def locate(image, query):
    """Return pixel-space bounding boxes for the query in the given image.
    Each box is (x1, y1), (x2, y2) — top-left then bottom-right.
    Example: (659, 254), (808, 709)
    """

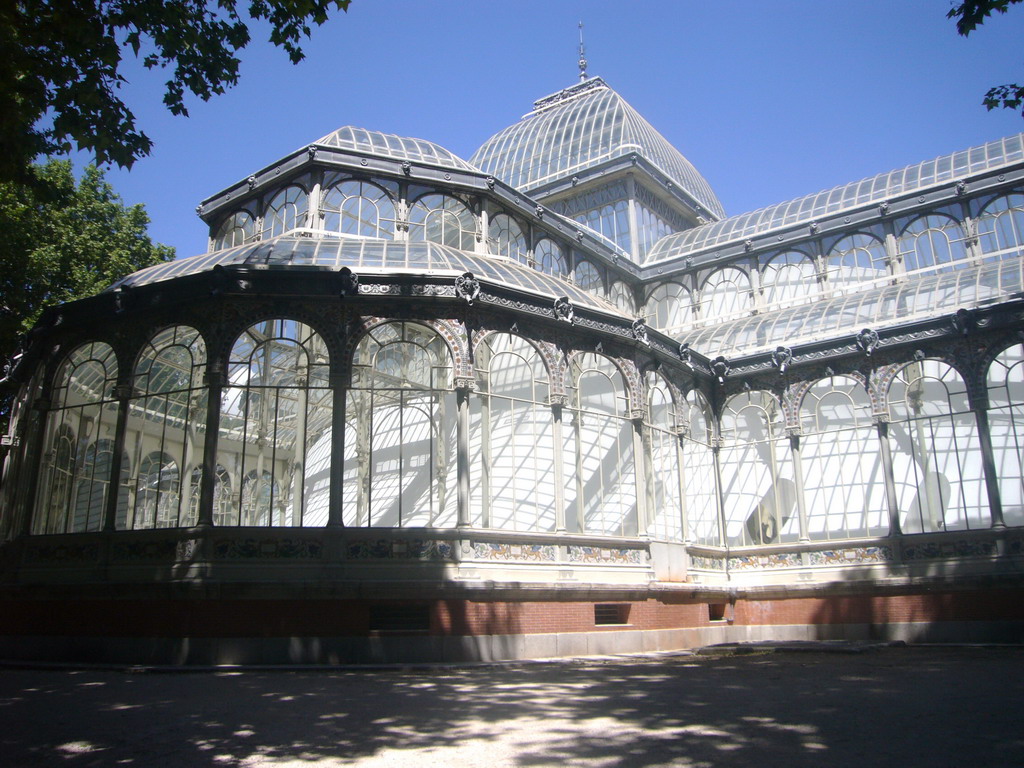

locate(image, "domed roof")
(108, 235), (619, 313)
(470, 78), (725, 219)
(314, 126), (479, 173)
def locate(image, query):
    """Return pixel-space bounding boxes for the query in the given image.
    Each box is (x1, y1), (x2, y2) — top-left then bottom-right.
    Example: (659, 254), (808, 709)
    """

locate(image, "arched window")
(125, 326), (207, 529)
(986, 343), (1024, 527)
(799, 376), (888, 540)
(645, 282), (693, 331)
(887, 360), (989, 532)
(534, 238), (568, 277)
(262, 185), (310, 238)
(897, 214), (969, 273)
(681, 390), (718, 546)
(488, 213), (528, 264)
(133, 452), (180, 529)
(575, 200), (630, 253)
(408, 194), (477, 250)
(72, 439), (129, 532)
(345, 322), (456, 527)
(321, 180), (396, 239)
(471, 334), (554, 532)
(565, 353), (637, 536)
(977, 192), (1024, 262)
(646, 373), (682, 541)
(719, 391), (798, 546)
(34, 342), (120, 534)
(574, 259), (604, 296)
(188, 465), (233, 527)
(825, 233), (888, 293)
(607, 281), (635, 315)
(218, 319), (332, 526)
(213, 210), (255, 251)
(762, 251), (817, 308)
(701, 267), (753, 321)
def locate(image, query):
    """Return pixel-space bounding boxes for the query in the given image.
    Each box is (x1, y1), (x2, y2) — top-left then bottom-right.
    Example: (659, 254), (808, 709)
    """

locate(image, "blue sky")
(75, 0), (1024, 259)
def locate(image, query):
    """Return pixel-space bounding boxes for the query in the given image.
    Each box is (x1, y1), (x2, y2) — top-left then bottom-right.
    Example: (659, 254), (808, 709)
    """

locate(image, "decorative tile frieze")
(566, 545), (645, 565)
(728, 551), (803, 570)
(110, 539), (181, 562)
(901, 538), (996, 561)
(807, 545), (893, 566)
(688, 554), (726, 571)
(213, 537), (324, 560)
(346, 538), (454, 561)
(469, 541), (557, 562)
(24, 542), (100, 564)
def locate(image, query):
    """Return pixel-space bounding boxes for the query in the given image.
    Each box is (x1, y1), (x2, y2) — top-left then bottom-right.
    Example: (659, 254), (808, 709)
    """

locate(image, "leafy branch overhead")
(947, 0), (1024, 115)
(0, 0), (350, 184)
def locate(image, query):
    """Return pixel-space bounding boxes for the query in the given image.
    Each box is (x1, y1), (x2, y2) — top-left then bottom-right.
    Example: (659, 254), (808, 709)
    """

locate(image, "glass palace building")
(2, 76), (1023, 663)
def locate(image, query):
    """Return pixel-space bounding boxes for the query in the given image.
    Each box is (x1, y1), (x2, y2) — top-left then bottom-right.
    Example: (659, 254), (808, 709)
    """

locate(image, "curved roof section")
(470, 78), (725, 219)
(648, 133), (1024, 263)
(109, 235), (619, 313)
(679, 256), (1024, 358)
(314, 126), (479, 173)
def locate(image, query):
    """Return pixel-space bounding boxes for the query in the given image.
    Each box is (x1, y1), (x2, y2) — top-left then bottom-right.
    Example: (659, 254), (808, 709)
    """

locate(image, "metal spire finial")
(578, 21), (588, 81)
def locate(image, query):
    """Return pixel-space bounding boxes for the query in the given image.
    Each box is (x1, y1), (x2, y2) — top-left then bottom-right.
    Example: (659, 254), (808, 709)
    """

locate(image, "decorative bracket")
(554, 296), (575, 324)
(631, 318), (651, 346)
(338, 267), (360, 297)
(855, 328), (880, 356)
(771, 345), (793, 374)
(455, 272), (481, 305)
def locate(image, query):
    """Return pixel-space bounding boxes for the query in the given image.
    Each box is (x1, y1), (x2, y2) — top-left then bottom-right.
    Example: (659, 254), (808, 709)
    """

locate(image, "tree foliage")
(0, 160), (174, 372)
(0, 0), (350, 185)
(948, 0), (1024, 116)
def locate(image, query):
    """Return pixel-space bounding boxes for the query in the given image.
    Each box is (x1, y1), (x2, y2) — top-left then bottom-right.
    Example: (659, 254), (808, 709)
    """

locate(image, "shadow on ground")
(0, 646), (1021, 767)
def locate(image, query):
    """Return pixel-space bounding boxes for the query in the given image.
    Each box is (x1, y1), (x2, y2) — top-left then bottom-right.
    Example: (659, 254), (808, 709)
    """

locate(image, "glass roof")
(648, 134), (1024, 263)
(109, 235), (620, 313)
(470, 78), (725, 219)
(315, 126), (479, 173)
(679, 256), (1024, 358)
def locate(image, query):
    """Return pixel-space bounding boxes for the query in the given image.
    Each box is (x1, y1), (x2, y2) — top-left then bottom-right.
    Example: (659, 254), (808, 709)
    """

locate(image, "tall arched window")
(681, 390), (719, 545)
(189, 465), (233, 527)
(471, 334), (554, 531)
(125, 326), (207, 529)
(262, 185), (310, 239)
(213, 210), (256, 251)
(986, 343), (1024, 527)
(701, 268), (753, 322)
(218, 319), (332, 526)
(488, 213), (528, 264)
(897, 214), (969, 273)
(825, 233), (888, 293)
(134, 452), (180, 529)
(321, 179), (396, 239)
(575, 200), (630, 253)
(408, 194), (477, 250)
(977, 192), (1024, 262)
(888, 360), (989, 532)
(34, 342), (120, 534)
(719, 391), (798, 546)
(565, 354), (637, 536)
(646, 373), (682, 541)
(645, 282), (693, 332)
(799, 376), (888, 540)
(534, 238), (568, 277)
(762, 251), (817, 308)
(574, 259), (604, 296)
(607, 281), (635, 315)
(345, 322), (456, 527)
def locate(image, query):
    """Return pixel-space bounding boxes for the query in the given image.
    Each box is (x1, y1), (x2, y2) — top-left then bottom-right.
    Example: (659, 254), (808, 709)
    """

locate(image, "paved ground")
(0, 645), (1021, 767)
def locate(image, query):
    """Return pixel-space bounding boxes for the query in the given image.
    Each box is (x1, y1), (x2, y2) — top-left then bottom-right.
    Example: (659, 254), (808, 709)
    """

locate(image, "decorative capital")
(678, 342), (693, 368)
(247, 175), (257, 189)
(535, 205), (544, 219)
(952, 307), (976, 336)
(402, 161), (412, 176)
(338, 267), (359, 297)
(455, 272), (481, 305)
(571, 175), (579, 186)
(576, 230), (585, 243)
(485, 176), (495, 189)
(809, 221), (819, 234)
(744, 240), (754, 252)
(956, 179), (967, 196)
(878, 200), (890, 215)
(553, 295), (575, 324)
(711, 356), (730, 384)
(307, 145), (318, 160)
(855, 327), (880, 356)
(631, 318), (650, 346)
(771, 345), (793, 374)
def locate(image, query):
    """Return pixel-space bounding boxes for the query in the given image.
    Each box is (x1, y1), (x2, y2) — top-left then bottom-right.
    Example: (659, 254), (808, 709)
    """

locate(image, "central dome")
(470, 77), (725, 219)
